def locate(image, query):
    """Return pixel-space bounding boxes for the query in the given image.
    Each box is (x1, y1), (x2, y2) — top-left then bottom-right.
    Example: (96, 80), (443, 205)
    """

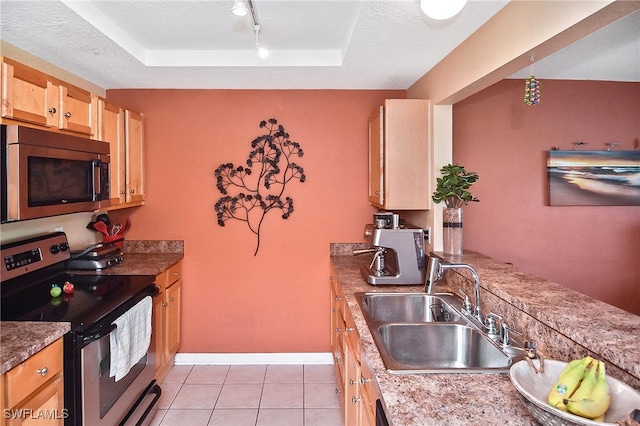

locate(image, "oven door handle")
(82, 323), (117, 345)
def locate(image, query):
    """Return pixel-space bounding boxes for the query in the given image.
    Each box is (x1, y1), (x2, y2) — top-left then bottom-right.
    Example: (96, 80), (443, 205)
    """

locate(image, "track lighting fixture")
(231, 0), (248, 16)
(233, 0), (268, 59)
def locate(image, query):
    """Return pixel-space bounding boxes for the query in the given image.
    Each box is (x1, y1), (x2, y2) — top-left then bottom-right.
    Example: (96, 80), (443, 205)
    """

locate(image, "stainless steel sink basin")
(354, 292), (524, 374)
(356, 292), (462, 323)
(377, 323), (513, 373)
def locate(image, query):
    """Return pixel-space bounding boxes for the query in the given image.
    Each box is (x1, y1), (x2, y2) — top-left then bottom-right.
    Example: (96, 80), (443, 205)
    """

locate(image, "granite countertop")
(330, 251), (640, 426)
(0, 322), (70, 374)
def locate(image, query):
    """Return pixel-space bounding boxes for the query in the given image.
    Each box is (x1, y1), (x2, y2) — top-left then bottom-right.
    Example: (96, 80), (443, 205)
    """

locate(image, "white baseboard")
(174, 352), (334, 365)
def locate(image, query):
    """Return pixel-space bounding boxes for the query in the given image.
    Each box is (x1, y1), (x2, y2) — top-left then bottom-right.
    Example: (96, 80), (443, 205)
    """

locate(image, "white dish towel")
(110, 296), (152, 381)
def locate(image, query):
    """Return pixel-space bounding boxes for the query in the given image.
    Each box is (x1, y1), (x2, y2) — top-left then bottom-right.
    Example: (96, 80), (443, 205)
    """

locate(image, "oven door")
(80, 326), (159, 426)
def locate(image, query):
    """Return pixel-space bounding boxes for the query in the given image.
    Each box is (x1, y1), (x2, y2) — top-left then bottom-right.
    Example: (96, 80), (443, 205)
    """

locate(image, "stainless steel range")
(1, 232), (161, 426)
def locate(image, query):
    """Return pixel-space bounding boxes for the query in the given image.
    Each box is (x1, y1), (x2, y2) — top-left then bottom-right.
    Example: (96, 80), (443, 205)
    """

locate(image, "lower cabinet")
(330, 269), (380, 426)
(0, 339), (65, 426)
(153, 261), (182, 383)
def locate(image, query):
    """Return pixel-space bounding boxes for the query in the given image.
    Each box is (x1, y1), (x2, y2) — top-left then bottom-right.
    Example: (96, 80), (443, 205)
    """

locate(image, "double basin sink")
(355, 292), (525, 374)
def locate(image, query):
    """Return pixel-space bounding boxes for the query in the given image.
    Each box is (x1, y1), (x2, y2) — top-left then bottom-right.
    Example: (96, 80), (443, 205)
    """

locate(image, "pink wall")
(453, 79), (640, 315)
(106, 89), (404, 353)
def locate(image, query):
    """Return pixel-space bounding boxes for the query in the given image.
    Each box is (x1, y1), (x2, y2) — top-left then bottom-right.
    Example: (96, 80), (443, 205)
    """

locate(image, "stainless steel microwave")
(1, 124), (111, 222)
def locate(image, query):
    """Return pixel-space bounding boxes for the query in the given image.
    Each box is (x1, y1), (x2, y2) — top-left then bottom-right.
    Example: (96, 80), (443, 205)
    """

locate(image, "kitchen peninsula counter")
(330, 249), (640, 425)
(0, 322), (70, 374)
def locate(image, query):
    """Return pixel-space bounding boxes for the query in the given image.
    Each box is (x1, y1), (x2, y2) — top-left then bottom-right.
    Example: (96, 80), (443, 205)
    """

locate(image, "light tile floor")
(151, 364), (343, 426)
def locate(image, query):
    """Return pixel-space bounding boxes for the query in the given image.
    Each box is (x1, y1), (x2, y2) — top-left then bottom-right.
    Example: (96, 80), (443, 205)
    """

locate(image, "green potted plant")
(432, 163), (479, 208)
(432, 164), (479, 255)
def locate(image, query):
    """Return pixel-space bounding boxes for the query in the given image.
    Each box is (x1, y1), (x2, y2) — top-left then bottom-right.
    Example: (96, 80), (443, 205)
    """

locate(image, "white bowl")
(510, 359), (640, 426)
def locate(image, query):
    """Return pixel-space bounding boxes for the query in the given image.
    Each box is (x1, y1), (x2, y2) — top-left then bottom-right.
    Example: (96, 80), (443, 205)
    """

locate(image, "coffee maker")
(354, 213), (426, 285)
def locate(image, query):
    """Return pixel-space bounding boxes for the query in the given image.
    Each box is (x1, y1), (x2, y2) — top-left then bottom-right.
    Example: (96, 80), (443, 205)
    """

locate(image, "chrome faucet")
(425, 256), (483, 322)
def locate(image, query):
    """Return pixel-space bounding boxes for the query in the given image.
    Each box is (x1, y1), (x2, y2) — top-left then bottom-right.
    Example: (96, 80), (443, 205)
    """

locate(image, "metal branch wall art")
(214, 118), (306, 255)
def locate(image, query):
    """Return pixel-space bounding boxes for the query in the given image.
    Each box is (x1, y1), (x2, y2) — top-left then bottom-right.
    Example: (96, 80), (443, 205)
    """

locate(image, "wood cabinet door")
(344, 339), (361, 426)
(7, 375), (64, 426)
(1, 59), (58, 127)
(382, 99), (429, 210)
(152, 291), (166, 378)
(99, 99), (126, 206)
(58, 84), (94, 136)
(165, 280), (182, 358)
(124, 110), (145, 205)
(368, 105), (384, 207)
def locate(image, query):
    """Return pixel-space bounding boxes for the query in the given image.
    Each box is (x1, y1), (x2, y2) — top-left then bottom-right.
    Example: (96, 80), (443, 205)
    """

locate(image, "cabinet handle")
(335, 296), (343, 301)
(352, 396), (360, 404)
(48, 107), (57, 114)
(345, 327), (355, 333)
(173, 272), (179, 277)
(349, 378), (357, 386)
(36, 367), (49, 376)
(335, 388), (341, 394)
(162, 302), (168, 307)
(360, 376), (371, 384)
(335, 327), (343, 333)
(169, 297), (175, 302)
(130, 189), (135, 193)
(64, 112), (71, 118)
(332, 308), (337, 313)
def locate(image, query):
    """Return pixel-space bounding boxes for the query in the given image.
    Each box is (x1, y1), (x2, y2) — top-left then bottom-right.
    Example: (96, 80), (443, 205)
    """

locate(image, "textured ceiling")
(0, 1), (638, 90)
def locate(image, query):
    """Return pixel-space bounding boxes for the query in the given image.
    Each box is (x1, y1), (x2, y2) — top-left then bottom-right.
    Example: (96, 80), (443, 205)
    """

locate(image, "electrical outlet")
(424, 226), (432, 245)
(54, 226), (64, 232)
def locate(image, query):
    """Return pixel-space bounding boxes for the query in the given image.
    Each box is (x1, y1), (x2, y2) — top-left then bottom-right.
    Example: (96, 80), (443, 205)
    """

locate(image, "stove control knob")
(59, 242), (69, 252)
(50, 245), (60, 254)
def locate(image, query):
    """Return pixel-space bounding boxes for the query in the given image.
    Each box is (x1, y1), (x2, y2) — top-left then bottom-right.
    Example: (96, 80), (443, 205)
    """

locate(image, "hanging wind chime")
(524, 56), (541, 105)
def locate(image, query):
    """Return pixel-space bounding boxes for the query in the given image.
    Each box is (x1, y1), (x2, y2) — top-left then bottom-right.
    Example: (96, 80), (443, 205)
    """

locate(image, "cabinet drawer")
(6, 339), (63, 407)
(166, 262), (182, 286)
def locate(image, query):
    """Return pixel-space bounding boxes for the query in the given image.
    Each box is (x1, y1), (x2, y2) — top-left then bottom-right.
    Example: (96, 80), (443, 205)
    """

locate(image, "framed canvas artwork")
(548, 151), (640, 206)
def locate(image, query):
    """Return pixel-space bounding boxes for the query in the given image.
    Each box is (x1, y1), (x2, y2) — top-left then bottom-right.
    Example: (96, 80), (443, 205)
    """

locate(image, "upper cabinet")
(97, 99), (145, 209)
(124, 110), (145, 205)
(1, 57), (96, 137)
(1, 58), (58, 128)
(98, 99), (126, 207)
(58, 82), (96, 136)
(368, 99), (429, 210)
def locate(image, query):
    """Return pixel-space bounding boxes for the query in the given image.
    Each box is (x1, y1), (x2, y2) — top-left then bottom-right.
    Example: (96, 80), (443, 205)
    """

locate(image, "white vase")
(443, 207), (463, 255)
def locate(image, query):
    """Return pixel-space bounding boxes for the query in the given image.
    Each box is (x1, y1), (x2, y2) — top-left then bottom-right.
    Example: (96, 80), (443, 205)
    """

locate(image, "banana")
(592, 412), (605, 422)
(564, 360), (611, 419)
(548, 356), (593, 410)
(570, 359), (599, 401)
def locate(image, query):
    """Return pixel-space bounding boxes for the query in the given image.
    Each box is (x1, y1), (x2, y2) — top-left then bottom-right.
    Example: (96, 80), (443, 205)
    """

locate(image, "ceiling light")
(231, 0), (248, 17)
(254, 24), (269, 59)
(420, 0), (467, 20)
